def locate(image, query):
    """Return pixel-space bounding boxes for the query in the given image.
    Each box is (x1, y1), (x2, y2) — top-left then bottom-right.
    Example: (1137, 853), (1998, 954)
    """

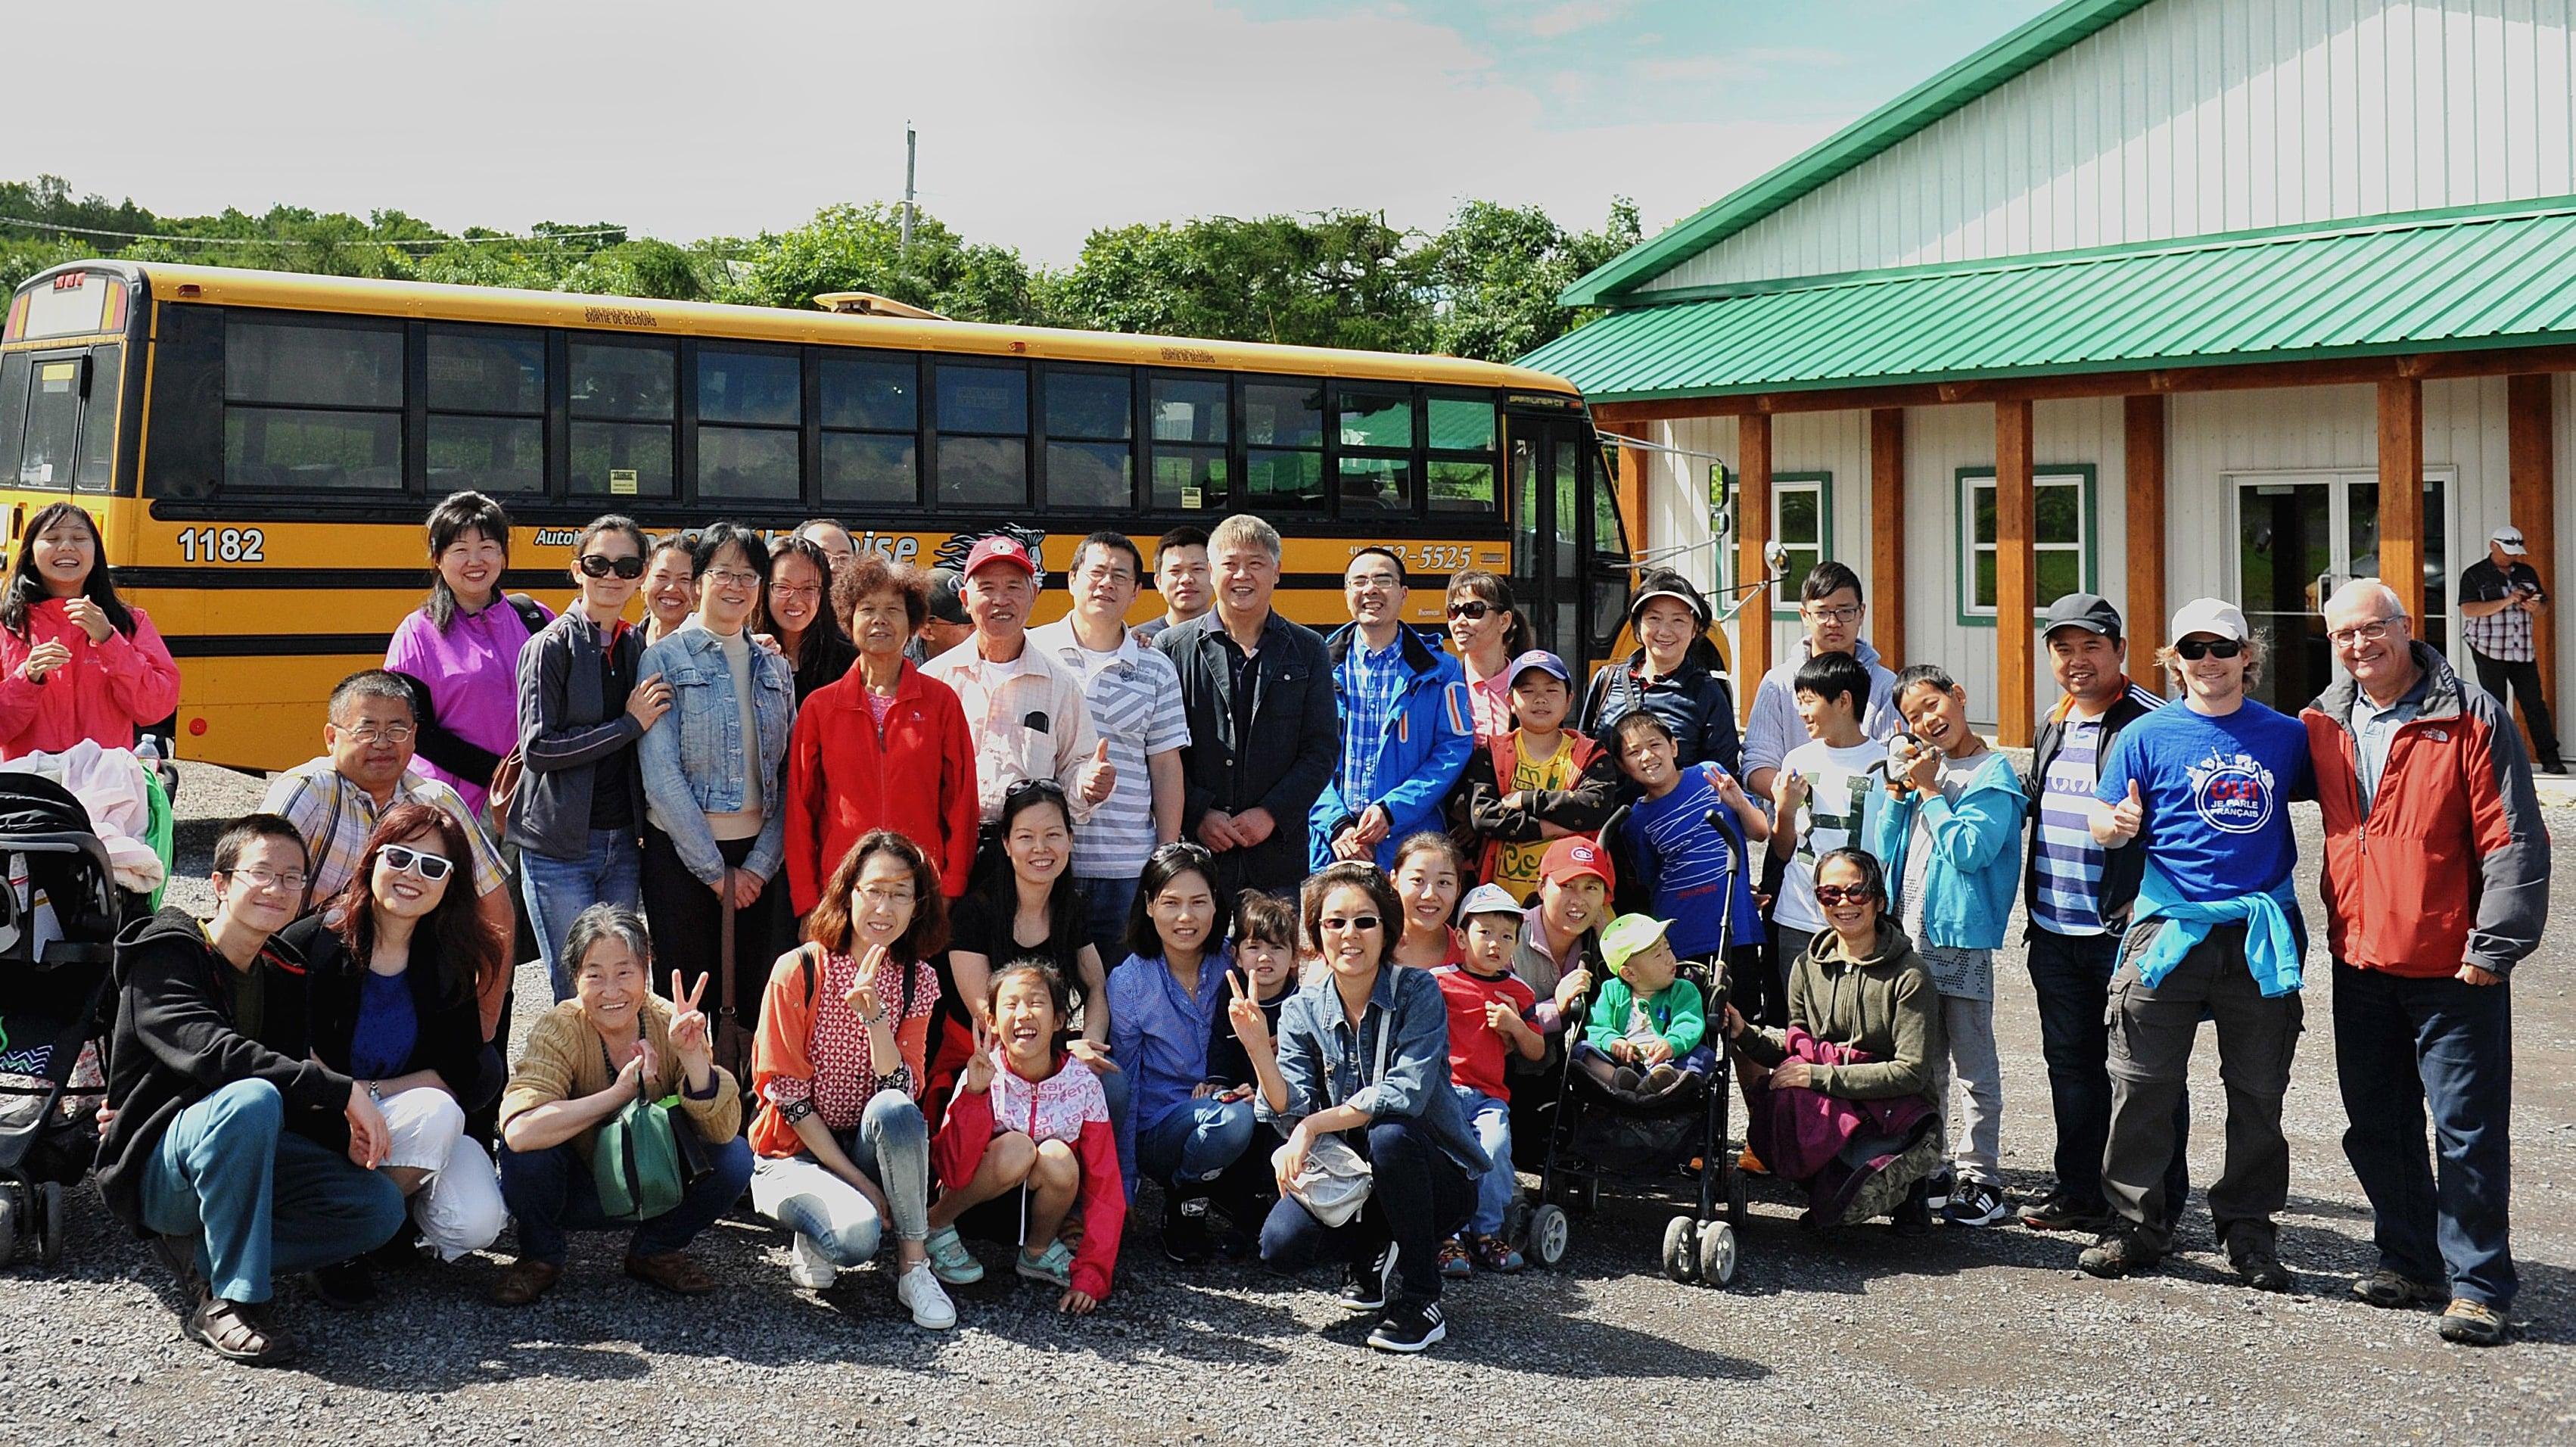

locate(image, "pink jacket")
(0, 600), (182, 760)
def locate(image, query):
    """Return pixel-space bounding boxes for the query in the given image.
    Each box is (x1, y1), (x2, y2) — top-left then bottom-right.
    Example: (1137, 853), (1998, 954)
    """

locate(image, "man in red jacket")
(2301, 578), (2548, 1348)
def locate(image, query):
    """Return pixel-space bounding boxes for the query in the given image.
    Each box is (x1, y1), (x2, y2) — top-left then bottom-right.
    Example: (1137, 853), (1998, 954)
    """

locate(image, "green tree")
(1428, 197), (1641, 362)
(1044, 210), (1433, 352)
(714, 202), (1044, 323)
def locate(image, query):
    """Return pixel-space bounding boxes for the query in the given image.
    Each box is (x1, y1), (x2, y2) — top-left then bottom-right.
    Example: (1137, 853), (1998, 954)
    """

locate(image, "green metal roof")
(1522, 201), (2576, 401)
(1560, 0), (2155, 307)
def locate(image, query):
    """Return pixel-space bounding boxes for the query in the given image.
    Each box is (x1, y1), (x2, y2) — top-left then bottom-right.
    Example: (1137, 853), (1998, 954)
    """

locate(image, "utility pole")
(899, 122), (916, 263)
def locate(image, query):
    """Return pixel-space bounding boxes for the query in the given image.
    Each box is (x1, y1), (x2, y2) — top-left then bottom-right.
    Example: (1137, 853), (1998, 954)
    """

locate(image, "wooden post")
(1736, 413), (1773, 724)
(2123, 394), (2168, 693)
(1869, 409), (1906, 669)
(1996, 400), (2036, 745)
(2508, 374), (2559, 728)
(1616, 440), (1650, 563)
(2377, 377), (2426, 624)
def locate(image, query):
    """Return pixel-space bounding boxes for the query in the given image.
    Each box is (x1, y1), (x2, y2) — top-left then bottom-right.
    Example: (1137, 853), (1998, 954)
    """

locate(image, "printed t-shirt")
(1773, 736), (1890, 933)
(2093, 699), (2313, 900)
(1490, 731), (1578, 895)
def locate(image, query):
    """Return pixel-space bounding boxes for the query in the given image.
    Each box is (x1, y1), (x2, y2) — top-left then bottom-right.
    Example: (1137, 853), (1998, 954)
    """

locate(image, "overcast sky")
(21, 0), (2057, 265)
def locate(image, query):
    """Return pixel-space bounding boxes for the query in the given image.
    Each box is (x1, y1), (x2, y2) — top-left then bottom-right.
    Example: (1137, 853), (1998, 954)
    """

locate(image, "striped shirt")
(2031, 683), (2164, 936)
(1030, 620), (1191, 879)
(1335, 635), (1411, 809)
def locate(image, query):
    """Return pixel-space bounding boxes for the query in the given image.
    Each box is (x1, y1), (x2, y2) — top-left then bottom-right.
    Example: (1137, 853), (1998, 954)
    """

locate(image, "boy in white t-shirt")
(1766, 651), (1891, 1005)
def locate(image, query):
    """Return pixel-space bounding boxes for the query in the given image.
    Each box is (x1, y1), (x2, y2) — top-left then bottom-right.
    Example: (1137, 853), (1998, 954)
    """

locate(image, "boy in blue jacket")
(1871, 664), (2029, 1227)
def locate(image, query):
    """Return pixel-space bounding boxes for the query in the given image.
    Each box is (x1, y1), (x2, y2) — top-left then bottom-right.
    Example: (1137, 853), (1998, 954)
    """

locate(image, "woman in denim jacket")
(637, 522), (798, 1032)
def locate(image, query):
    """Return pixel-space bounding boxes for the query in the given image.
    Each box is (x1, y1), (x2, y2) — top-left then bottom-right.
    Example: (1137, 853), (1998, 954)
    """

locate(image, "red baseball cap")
(962, 534), (1038, 579)
(1541, 836), (1615, 889)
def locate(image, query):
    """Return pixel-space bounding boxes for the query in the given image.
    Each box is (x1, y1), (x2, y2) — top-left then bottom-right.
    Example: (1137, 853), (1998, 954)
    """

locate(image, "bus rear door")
(1507, 408), (1630, 675)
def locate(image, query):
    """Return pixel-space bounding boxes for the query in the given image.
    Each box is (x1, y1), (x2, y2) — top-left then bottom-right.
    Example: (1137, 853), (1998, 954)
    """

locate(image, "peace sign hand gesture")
(1226, 968), (1271, 1056)
(667, 971), (714, 1078)
(845, 944), (890, 1025)
(960, 1019), (998, 1095)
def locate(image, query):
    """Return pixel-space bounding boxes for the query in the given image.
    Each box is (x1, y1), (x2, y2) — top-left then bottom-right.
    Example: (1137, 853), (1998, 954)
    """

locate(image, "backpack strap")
(507, 593), (549, 636)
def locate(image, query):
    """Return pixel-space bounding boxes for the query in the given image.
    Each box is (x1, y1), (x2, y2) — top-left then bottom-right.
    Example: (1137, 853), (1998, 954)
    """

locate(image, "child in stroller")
(1573, 915), (1713, 1103)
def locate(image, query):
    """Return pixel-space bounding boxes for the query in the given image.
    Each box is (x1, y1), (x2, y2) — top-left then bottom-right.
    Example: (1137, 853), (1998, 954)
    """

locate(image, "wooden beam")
(1868, 409), (1906, 668)
(1584, 343), (2576, 424)
(2378, 378), (2426, 624)
(1995, 400), (2036, 746)
(2508, 374), (2559, 730)
(1736, 413), (1773, 726)
(2123, 394), (2168, 695)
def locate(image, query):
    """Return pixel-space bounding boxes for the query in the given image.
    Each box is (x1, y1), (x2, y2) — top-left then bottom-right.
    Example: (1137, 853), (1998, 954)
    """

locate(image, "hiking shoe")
(2225, 1231), (2291, 1293)
(2438, 1298), (2507, 1346)
(1891, 1184), (1934, 1237)
(2352, 1268), (2444, 1310)
(1162, 1197), (1215, 1266)
(306, 1258), (378, 1309)
(924, 1225), (985, 1284)
(895, 1261), (958, 1330)
(2021, 1193), (2110, 1233)
(1943, 1180), (2008, 1228)
(1340, 1241), (1399, 1312)
(1016, 1239), (1075, 1289)
(1921, 1167), (1954, 1212)
(2078, 1229), (2161, 1279)
(1367, 1297), (1448, 1354)
(1438, 1236), (1472, 1279)
(788, 1233), (838, 1290)
(1470, 1233), (1526, 1274)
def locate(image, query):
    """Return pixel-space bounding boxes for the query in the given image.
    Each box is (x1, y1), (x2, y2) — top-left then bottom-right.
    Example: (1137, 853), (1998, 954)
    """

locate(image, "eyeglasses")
(855, 884), (916, 907)
(378, 845), (455, 882)
(341, 723), (416, 747)
(2174, 637), (2245, 660)
(704, 567), (763, 589)
(1445, 600), (1493, 621)
(1347, 572), (1402, 592)
(577, 554), (646, 580)
(1805, 604), (1864, 624)
(2326, 616), (2404, 650)
(223, 866), (309, 895)
(1321, 914), (1383, 932)
(767, 583), (823, 604)
(1811, 885), (1874, 907)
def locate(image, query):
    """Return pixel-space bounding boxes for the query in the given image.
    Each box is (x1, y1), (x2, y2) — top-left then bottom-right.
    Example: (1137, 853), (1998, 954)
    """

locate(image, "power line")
(0, 215), (633, 249)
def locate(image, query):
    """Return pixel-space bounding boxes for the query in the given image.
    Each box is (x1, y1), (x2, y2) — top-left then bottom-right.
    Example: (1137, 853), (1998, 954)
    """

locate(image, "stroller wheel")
(0, 1189), (17, 1268)
(1697, 1220), (1739, 1287)
(1661, 1215), (1699, 1283)
(1524, 1204), (1570, 1269)
(38, 1181), (63, 1268)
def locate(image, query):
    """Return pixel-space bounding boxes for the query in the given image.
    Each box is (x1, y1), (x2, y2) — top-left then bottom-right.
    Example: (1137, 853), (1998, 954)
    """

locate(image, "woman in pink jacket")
(0, 502), (181, 760)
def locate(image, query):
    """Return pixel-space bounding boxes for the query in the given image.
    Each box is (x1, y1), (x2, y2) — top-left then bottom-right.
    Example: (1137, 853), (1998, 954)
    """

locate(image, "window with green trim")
(1959, 467), (2093, 621)
(1770, 472), (1831, 619)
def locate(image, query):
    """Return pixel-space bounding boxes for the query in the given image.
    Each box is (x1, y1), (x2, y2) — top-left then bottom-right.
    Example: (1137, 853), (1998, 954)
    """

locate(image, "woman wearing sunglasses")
(1259, 860), (1489, 1354)
(512, 515), (671, 1000)
(282, 803), (512, 1299)
(1442, 569), (1532, 745)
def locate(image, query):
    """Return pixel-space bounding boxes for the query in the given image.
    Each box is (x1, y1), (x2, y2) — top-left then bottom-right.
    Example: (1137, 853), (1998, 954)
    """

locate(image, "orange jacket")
(782, 660), (978, 914)
(748, 943), (939, 1159)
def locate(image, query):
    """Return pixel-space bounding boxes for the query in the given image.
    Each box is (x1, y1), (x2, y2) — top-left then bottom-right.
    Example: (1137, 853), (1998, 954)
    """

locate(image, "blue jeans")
(1075, 876), (1140, 972)
(2334, 962), (2516, 1308)
(521, 829), (643, 1001)
(2026, 927), (2189, 1221)
(1135, 1095), (1256, 1197)
(138, 1079), (408, 1305)
(496, 1129), (757, 1266)
(1261, 1117), (1474, 1305)
(1454, 1087), (1515, 1235)
(748, 1089), (930, 1267)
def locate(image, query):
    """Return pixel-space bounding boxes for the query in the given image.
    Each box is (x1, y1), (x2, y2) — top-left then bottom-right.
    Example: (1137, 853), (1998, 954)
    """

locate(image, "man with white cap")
(2458, 524), (2562, 773)
(921, 535), (1111, 832)
(2079, 597), (2315, 1293)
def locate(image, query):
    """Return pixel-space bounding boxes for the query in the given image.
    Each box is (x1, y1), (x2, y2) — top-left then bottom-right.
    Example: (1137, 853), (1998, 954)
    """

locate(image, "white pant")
(380, 1087), (506, 1260)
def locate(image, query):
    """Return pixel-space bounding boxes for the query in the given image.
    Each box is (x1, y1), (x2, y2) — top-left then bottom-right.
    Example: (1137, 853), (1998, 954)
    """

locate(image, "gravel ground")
(2, 761), (2568, 1445)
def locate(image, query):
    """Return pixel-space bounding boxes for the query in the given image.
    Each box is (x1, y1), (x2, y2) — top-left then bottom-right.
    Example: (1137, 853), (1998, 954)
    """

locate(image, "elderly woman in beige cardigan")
(490, 904), (754, 1304)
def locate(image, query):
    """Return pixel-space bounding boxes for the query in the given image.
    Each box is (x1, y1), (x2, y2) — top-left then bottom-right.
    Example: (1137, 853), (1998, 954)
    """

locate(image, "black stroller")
(0, 776), (138, 1269)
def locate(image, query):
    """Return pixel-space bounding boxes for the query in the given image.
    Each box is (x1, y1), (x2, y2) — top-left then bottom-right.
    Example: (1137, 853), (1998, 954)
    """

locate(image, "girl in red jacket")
(929, 956), (1126, 1313)
(0, 502), (181, 760)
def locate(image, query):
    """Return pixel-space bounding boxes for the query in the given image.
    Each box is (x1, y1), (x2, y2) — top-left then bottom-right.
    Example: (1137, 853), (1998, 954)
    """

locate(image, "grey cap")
(2040, 592), (2123, 641)
(927, 566), (969, 626)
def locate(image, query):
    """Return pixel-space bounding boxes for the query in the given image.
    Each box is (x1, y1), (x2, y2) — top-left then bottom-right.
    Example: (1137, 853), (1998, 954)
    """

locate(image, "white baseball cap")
(2490, 525), (2529, 555)
(2170, 597), (2250, 643)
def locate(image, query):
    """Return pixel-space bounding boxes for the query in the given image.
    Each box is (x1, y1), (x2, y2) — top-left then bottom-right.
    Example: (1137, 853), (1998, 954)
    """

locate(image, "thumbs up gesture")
(1078, 738), (1117, 805)
(2098, 778), (2145, 845)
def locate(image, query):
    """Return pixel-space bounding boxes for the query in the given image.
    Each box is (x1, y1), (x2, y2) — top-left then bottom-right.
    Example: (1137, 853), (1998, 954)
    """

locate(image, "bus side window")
(76, 344), (122, 493)
(0, 353), (26, 490)
(142, 303), (222, 500)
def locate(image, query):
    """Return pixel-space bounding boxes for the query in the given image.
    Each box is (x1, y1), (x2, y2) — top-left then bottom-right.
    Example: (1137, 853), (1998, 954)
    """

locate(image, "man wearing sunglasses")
(2300, 579), (2546, 1347)
(2080, 598), (2316, 1294)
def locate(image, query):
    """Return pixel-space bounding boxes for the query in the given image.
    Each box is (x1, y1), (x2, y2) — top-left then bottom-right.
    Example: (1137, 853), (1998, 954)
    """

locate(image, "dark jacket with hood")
(1451, 727), (1620, 882)
(1735, 922), (1940, 1103)
(96, 906), (352, 1232)
(279, 914), (492, 1106)
(1579, 635), (1741, 776)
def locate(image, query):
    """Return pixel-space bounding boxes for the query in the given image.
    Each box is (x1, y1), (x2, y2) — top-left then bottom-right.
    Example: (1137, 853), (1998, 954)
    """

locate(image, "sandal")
(489, 1257), (561, 1306)
(624, 1250), (717, 1296)
(185, 1296), (299, 1366)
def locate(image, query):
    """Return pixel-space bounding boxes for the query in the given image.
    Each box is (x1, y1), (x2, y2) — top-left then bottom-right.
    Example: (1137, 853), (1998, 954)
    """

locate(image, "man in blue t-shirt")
(2079, 598), (2315, 1293)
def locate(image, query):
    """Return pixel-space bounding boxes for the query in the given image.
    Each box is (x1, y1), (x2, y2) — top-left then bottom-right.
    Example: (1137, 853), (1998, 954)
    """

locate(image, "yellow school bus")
(0, 261), (1634, 772)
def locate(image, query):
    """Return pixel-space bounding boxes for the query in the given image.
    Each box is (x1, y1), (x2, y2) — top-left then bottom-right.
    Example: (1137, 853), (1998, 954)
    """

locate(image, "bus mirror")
(1707, 462), (1731, 511)
(1710, 508), (1733, 539)
(1763, 540), (1791, 581)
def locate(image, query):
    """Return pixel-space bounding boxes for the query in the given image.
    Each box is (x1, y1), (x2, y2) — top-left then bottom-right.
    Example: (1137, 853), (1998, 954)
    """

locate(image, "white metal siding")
(1641, 0), (2576, 294)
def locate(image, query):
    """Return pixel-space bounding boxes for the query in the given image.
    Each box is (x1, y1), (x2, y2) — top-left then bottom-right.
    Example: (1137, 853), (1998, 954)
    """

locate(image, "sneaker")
(2225, 1230), (2291, 1293)
(788, 1233), (838, 1290)
(2078, 1228), (2161, 1279)
(2438, 1298), (2507, 1346)
(1162, 1197), (1215, 1266)
(306, 1259), (377, 1309)
(1891, 1185), (1934, 1237)
(1612, 1066), (1644, 1093)
(2021, 1193), (2110, 1233)
(1339, 1241), (1399, 1312)
(2352, 1268), (2445, 1310)
(1943, 1180), (2009, 1228)
(1438, 1236), (1473, 1279)
(924, 1225), (985, 1285)
(1642, 1062), (1682, 1093)
(1921, 1167), (1954, 1212)
(1016, 1239), (1075, 1289)
(1366, 1297), (1448, 1354)
(1470, 1233), (1526, 1274)
(895, 1261), (958, 1330)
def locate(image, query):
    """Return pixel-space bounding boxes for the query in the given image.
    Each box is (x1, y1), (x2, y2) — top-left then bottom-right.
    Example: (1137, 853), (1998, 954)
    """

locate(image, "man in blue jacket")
(1869, 663), (2027, 1227)
(1314, 547), (1474, 870)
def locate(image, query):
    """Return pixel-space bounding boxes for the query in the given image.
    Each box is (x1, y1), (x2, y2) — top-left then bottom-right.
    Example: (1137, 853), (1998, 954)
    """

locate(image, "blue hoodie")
(1868, 748), (2027, 952)
(1311, 623), (1473, 870)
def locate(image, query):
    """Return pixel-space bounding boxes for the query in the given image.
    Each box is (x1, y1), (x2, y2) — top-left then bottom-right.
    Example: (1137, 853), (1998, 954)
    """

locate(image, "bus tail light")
(3, 292), (25, 342)
(187, 717), (207, 736)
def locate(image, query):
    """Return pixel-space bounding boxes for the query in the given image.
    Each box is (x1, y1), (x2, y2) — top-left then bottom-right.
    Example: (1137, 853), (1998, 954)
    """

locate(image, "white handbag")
(1273, 1004), (1394, 1228)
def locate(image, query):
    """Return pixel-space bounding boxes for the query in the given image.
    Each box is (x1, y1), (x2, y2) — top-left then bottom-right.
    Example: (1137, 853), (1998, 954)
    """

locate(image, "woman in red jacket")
(0, 502), (181, 759)
(784, 555), (979, 917)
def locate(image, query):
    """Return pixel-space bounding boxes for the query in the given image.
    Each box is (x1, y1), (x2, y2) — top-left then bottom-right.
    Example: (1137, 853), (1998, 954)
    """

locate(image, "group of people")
(61, 485), (2548, 1368)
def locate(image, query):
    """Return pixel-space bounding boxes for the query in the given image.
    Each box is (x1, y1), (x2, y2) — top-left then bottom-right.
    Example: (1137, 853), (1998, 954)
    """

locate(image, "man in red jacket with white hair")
(2301, 577), (2549, 1349)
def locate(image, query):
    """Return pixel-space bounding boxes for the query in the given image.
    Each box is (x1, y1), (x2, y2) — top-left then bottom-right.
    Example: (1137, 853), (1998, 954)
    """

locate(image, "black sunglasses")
(1005, 777), (1068, 801)
(2174, 637), (2245, 660)
(578, 554), (647, 580)
(1445, 600), (1493, 620)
